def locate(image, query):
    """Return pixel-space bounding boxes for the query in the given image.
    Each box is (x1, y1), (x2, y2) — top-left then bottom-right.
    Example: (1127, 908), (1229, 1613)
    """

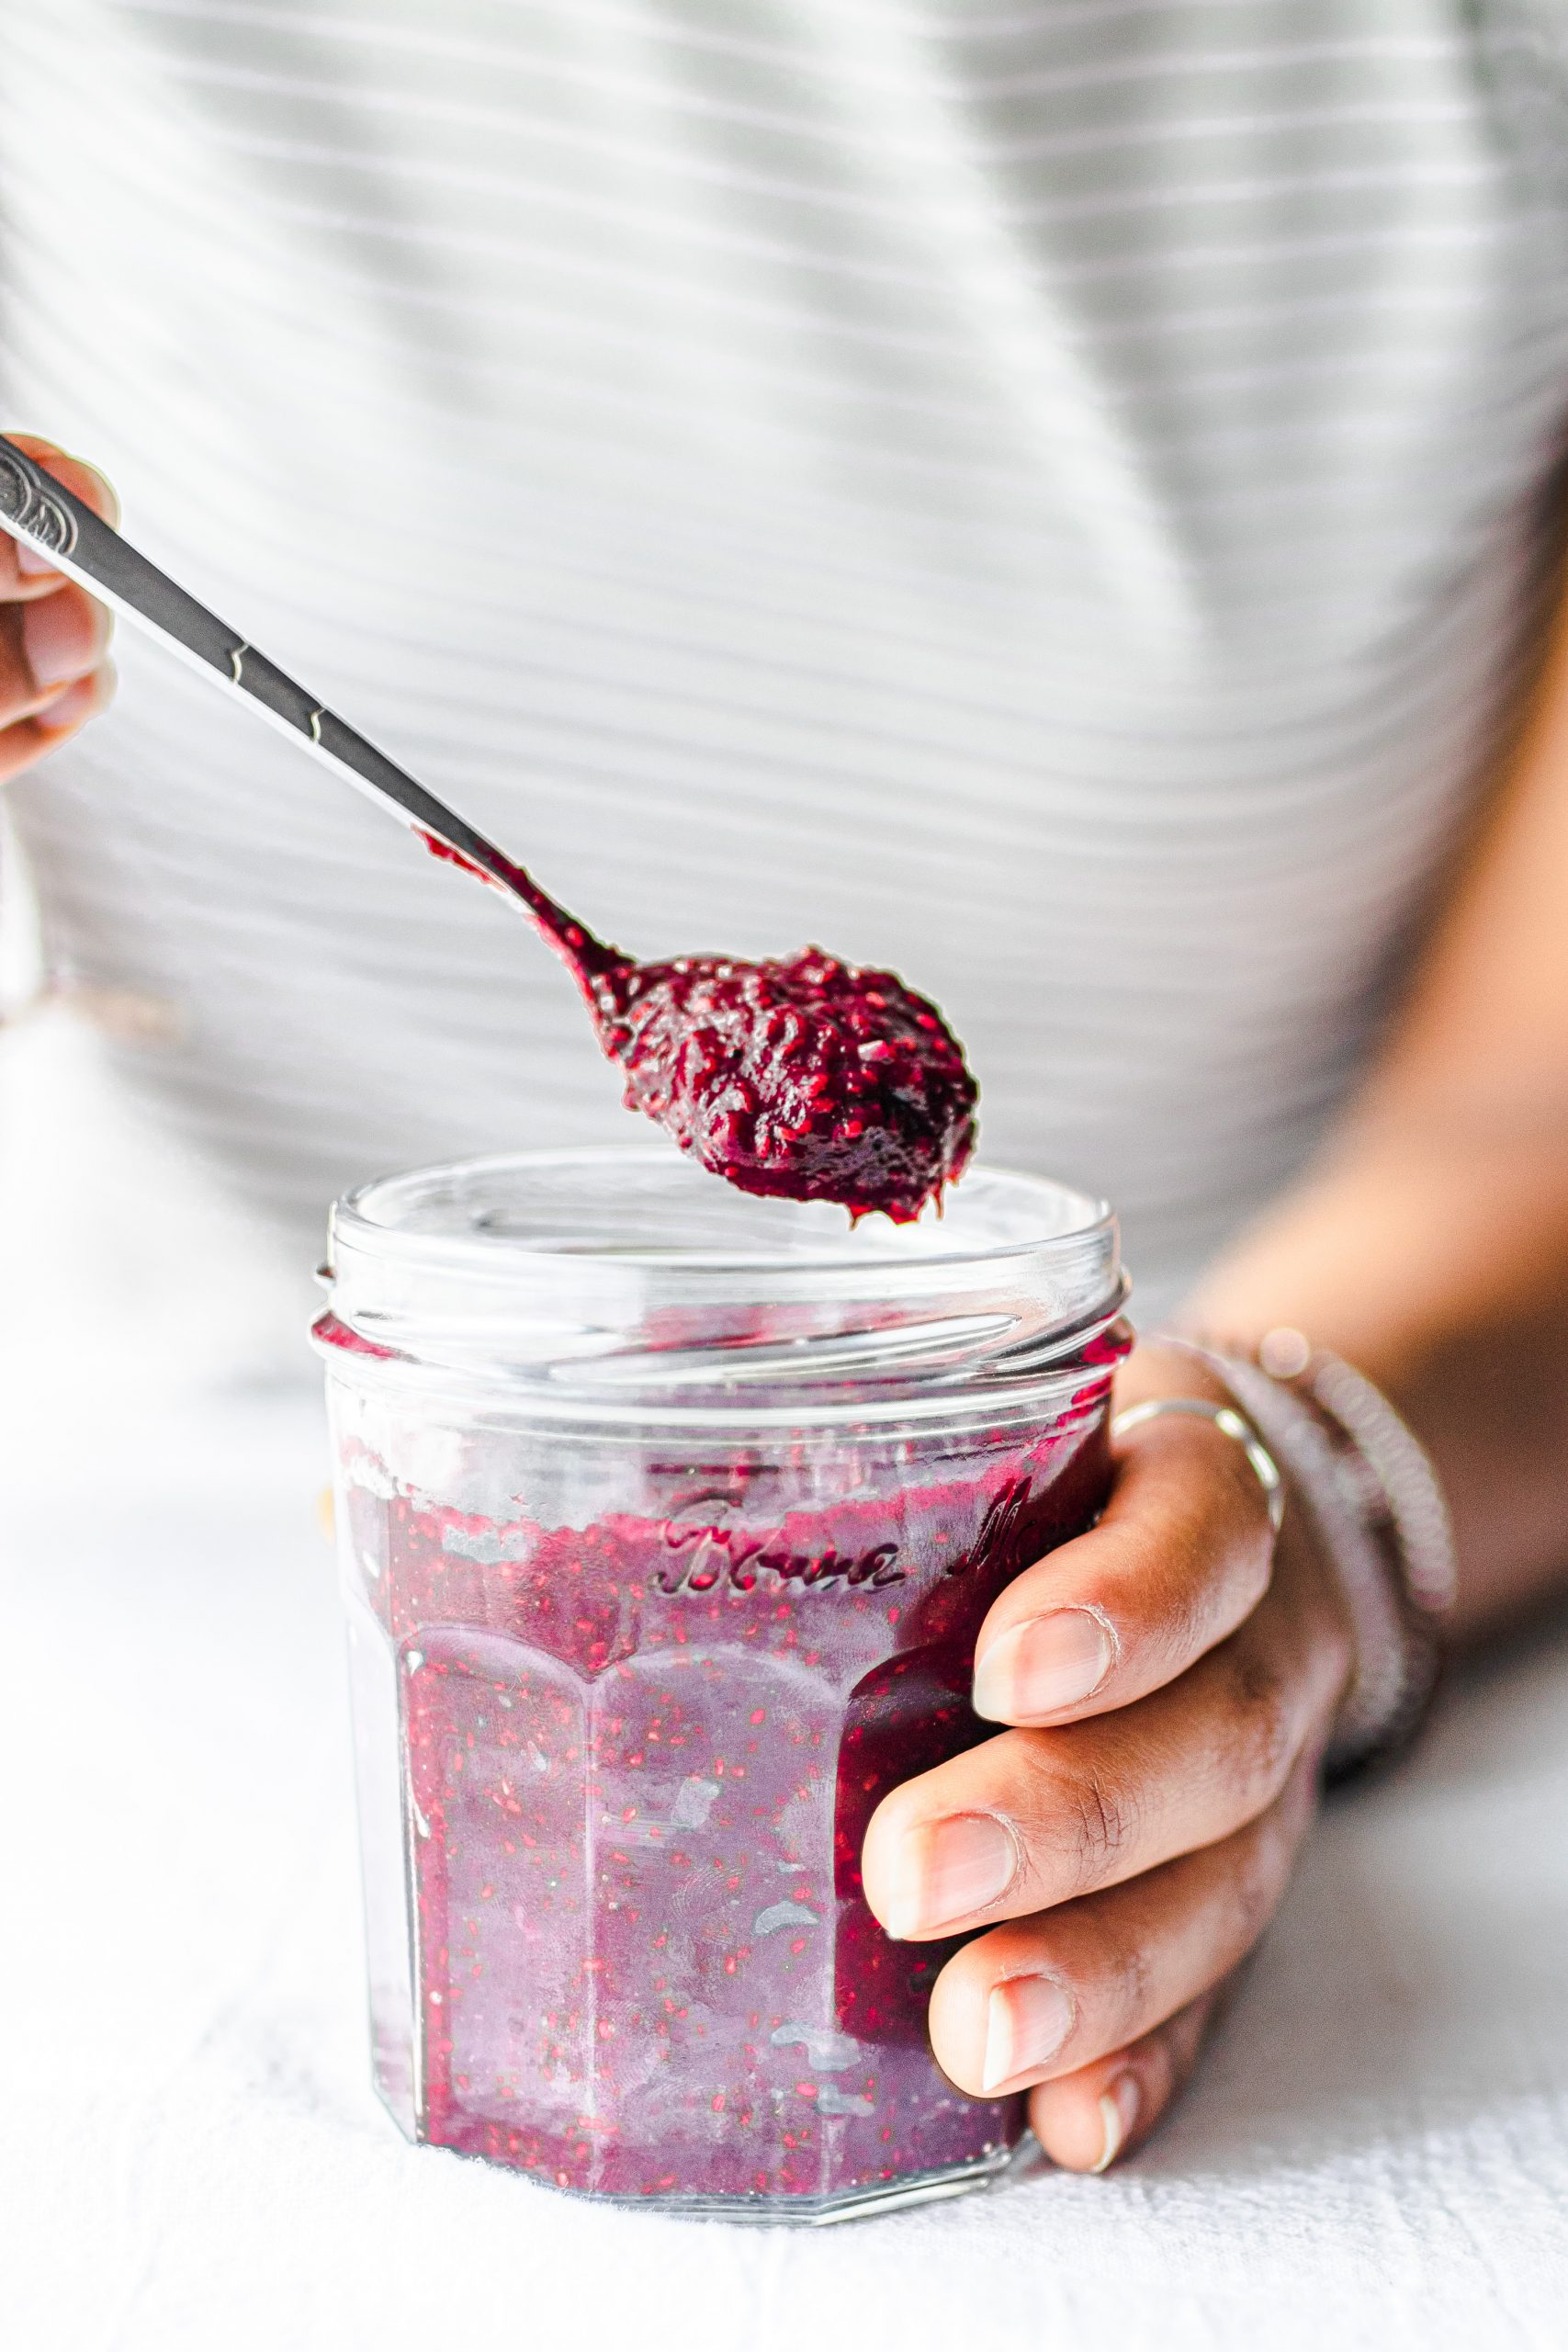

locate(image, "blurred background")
(0, 846), (303, 1416)
(13, 2), (1568, 1430)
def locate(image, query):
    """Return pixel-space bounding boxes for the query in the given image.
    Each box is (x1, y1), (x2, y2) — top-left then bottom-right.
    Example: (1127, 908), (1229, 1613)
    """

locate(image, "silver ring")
(1111, 1396), (1286, 1534)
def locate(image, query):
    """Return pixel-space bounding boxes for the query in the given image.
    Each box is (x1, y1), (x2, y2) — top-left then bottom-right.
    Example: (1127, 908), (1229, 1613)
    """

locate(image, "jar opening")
(317, 1147), (1126, 1420)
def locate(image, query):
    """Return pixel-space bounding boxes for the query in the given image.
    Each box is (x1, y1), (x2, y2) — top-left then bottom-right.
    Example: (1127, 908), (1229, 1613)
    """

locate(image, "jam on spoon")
(423, 834), (976, 1223)
(0, 430), (975, 1220)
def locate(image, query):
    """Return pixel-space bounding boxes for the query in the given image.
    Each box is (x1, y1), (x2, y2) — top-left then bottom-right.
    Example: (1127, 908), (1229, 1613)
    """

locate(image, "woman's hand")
(862, 1341), (1353, 2172)
(1, 434), (117, 785)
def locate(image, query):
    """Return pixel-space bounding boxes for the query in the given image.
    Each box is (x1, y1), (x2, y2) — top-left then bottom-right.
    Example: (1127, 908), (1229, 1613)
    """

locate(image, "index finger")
(2, 434), (120, 596)
(970, 1400), (1278, 1728)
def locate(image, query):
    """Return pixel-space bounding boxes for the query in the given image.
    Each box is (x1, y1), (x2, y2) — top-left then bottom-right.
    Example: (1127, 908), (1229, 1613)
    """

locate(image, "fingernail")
(16, 540), (59, 578)
(973, 1607), (1115, 1724)
(882, 1813), (1017, 1939)
(1091, 2071), (1141, 2174)
(35, 673), (101, 731)
(982, 1975), (1076, 2091)
(22, 592), (101, 688)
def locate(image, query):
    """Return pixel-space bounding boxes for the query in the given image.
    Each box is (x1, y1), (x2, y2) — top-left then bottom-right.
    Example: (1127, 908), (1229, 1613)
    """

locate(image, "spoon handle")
(0, 432), (516, 886)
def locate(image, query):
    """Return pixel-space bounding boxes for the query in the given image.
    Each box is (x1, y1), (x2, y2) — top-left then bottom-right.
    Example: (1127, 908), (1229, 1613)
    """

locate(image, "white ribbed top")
(5, 0), (1568, 1311)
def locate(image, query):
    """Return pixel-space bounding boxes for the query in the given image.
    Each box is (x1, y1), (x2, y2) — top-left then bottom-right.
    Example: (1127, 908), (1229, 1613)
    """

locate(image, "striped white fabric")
(4, 0), (1568, 1312)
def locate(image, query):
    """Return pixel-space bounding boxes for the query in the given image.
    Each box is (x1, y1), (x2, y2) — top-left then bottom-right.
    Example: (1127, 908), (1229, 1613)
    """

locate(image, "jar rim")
(319, 1147), (1125, 1416)
(332, 1144), (1113, 1277)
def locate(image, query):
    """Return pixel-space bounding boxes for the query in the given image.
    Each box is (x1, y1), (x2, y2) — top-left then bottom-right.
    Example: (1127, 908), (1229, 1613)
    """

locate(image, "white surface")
(4, 1033), (1568, 2349)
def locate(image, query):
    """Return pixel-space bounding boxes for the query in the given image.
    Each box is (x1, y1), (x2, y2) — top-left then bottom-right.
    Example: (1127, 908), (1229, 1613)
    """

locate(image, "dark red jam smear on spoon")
(586, 950), (975, 1224)
(421, 831), (976, 1222)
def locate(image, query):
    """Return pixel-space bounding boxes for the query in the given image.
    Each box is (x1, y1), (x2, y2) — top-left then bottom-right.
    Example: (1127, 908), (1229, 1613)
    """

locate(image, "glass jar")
(315, 1147), (1129, 2222)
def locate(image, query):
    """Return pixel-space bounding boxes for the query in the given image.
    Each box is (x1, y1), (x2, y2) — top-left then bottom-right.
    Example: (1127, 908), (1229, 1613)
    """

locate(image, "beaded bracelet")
(1156, 1329), (1457, 1782)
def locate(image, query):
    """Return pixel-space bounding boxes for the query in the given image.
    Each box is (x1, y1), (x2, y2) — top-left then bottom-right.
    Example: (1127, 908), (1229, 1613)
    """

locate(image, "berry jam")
(329, 1379), (1116, 2214)
(586, 951), (976, 1225)
(419, 831), (975, 1220)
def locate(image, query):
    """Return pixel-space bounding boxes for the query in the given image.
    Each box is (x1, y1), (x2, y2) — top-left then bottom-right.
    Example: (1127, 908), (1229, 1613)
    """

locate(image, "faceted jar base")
(382, 2090), (1031, 2224)
(588, 2139), (1031, 2225)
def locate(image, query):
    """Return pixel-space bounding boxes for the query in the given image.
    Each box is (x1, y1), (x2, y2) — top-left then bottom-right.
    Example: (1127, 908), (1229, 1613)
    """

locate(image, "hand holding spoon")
(0, 433), (976, 1219)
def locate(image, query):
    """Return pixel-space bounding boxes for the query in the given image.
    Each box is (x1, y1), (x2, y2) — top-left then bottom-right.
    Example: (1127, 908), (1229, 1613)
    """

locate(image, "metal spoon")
(0, 431), (608, 977)
(0, 434), (976, 1219)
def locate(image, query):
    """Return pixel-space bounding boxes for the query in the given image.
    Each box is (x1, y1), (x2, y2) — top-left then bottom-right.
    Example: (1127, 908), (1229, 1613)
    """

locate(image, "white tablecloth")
(3, 1033), (1567, 2350)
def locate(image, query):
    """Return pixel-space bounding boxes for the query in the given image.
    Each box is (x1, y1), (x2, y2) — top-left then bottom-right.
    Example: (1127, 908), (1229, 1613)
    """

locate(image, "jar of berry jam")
(315, 1147), (1128, 2222)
